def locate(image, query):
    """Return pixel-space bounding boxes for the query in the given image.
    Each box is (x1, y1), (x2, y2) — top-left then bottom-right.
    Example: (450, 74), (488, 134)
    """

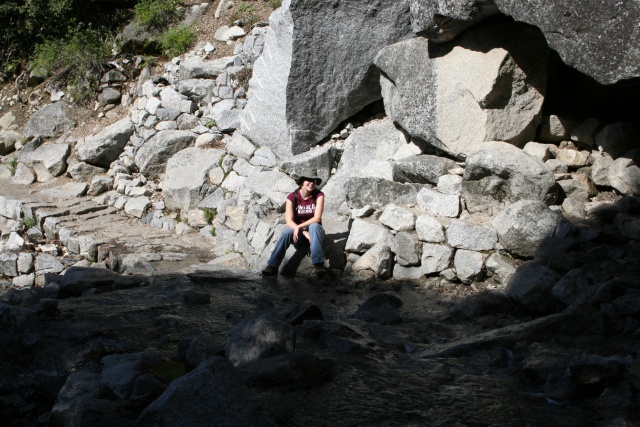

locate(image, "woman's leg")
(307, 223), (326, 266)
(266, 228), (294, 268)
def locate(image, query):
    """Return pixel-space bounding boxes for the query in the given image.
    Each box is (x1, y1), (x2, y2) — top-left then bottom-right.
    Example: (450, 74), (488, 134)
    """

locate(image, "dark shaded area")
(543, 49), (640, 126)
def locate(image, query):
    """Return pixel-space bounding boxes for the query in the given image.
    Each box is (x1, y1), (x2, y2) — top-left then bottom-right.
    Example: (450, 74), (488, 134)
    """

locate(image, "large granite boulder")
(494, 0), (640, 85)
(492, 200), (562, 258)
(29, 143), (70, 182)
(240, 0), (412, 158)
(23, 102), (75, 139)
(322, 119), (408, 212)
(162, 147), (225, 213)
(392, 154), (458, 184)
(410, 0), (499, 42)
(461, 141), (558, 215)
(135, 130), (197, 178)
(77, 118), (135, 168)
(375, 21), (548, 158)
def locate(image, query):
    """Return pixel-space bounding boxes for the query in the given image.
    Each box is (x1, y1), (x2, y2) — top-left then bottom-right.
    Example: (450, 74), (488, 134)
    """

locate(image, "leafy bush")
(232, 68), (253, 89)
(229, 2), (259, 28)
(30, 24), (111, 102)
(202, 208), (217, 224)
(157, 25), (195, 57)
(23, 217), (36, 229)
(269, 0), (283, 9)
(135, 0), (182, 29)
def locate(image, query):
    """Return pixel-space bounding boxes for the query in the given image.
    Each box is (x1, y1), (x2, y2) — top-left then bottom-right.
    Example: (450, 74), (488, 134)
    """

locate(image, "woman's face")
(301, 179), (316, 191)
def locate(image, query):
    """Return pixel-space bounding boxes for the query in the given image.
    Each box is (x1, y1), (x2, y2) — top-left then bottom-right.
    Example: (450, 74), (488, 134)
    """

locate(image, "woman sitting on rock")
(262, 168), (326, 277)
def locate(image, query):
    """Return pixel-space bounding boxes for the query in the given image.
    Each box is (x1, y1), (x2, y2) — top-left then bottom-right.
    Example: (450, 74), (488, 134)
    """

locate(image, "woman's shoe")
(262, 265), (278, 276)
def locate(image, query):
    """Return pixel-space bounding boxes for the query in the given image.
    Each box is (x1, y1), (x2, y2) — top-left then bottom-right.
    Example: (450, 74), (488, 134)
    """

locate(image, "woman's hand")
(292, 225), (301, 243)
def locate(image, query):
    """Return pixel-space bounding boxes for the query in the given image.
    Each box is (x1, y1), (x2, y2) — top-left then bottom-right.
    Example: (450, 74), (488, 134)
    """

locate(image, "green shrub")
(210, 227), (217, 237)
(229, 2), (259, 28)
(205, 120), (217, 129)
(202, 208), (217, 224)
(157, 25), (195, 57)
(30, 24), (111, 102)
(269, 0), (283, 9)
(23, 217), (36, 229)
(8, 159), (17, 176)
(232, 67), (252, 89)
(135, 0), (182, 30)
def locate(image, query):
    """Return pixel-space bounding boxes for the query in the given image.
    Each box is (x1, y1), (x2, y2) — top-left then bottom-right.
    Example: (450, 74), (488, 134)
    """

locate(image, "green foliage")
(210, 227), (217, 237)
(202, 208), (217, 224)
(8, 159), (17, 176)
(134, 0), (182, 30)
(268, 0), (283, 9)
(205, 120), (217, 129)
(30, 24), (111, 102)
(229, 2), (259, 28)
(157, 25), (195, 57)
(0, 0), (127, 77)
(23, 217), (37, 229)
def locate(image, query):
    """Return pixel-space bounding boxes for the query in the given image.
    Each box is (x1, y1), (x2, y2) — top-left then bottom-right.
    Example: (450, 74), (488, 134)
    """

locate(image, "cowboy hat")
(295, 168), (322, 186)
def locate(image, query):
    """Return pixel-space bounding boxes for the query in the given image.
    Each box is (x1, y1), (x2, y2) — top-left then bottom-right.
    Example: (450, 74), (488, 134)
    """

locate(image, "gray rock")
(392, 231), (421, 266)
(179, 55), (234, 79)
(134, 130), (197, 178)
(11, 163), (36, 185)
(77, 118), (135, 168)
(244, 170), (296, 208)
(379, 204), (415, 231)
(67, 162), (106, 181)
(347, 178), (425, 211)
(17, 252), (34, 274)
(410, 0), (499, 42)
(280, 145), (335, 189)
(30, 143), (70, 181)
(101, 70), (127, 84)
(35, 254), (64, 274)
(415, 214), (445, 243)
(88, 175), (114, 196)
(98, 87), (121, 105)
(176, 114), (199, 130)
(615, 213), (640, 240)
(555, 148), (591, 169)
(421, 243), (454, 274)
(523, 141), (553, 162)
(176, 79), (217, 103)
(226, 132), (257, 160)
(462, 141), (558, 215)
(590, 152), (613, 187)
(538, 114), (574, 143)
(595, 122), (638, 160)
(124, 196), (150, 218)
(40, 182), (87, 198)
(492, 200), (562, 258)
(447, 219), (497, 251)
(437, 175), (463, 195)
(570, 117), (599, 147)
(454, 249), (487, 284)
(352, 243), (393, 279)
(375, 22), (548, 158)
(155, 107), (181, 121)
(505, 261), (561, 313)
(240, 0), (412, 157)
(392, 155), (458, 185)
(48, 371), (107, 427)
(221, 171), (246, 194)
(485, 252), (517, 285)
(250, 147), (277, 168)
(494, 0), (640, 84)
(101, 351), (161, 399)
(416, 188), (460, 218)
(24, 102), (75, 139)
(0, 130), (19, 155)
(215, 25), (245, 42)
(163, 147), (225, 213)
(345, 218), (392, 253)
(138, 358), (275, 427)
(609, 150), (640, 196)
(322, 119), (407, 211)
(0, 252), (18, 276)
(225, 312), (295, 366)
(13, 273), (35, 288)
(0, 196), (23, 220)
(216, 110), (241, 133)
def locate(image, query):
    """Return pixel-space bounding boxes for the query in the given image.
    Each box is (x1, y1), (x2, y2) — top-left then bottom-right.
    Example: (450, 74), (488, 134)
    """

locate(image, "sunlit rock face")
(240, 0), (412, 159)
(375, 21), (548, 159)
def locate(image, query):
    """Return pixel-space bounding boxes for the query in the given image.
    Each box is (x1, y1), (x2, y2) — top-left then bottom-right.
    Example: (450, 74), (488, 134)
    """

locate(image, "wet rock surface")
(1, 266), (639, 426)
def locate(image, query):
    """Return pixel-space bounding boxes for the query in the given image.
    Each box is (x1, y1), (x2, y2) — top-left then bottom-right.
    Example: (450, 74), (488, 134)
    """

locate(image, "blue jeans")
(267, 223), (325, 269)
